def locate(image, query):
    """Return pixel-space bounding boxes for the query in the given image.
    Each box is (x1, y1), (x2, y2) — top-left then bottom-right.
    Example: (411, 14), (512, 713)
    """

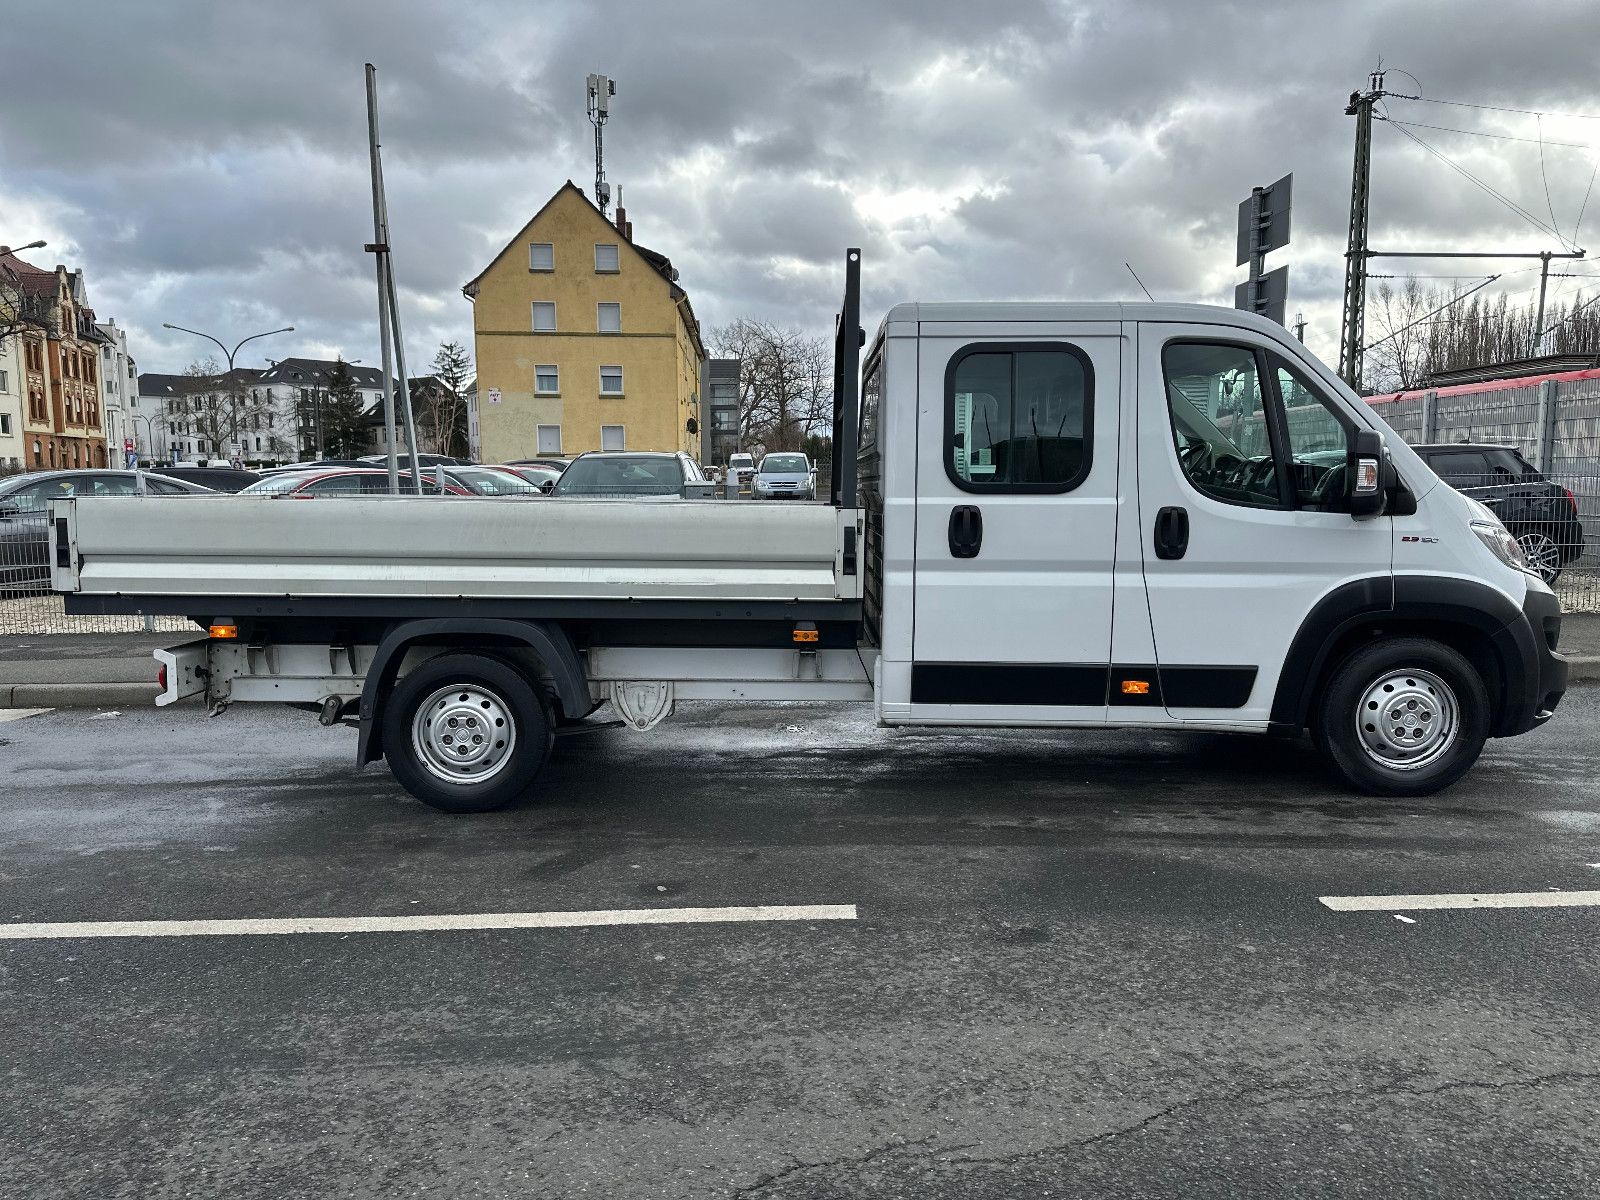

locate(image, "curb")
(1, 682), (161, 708)
(1568, 655), (1600, 684)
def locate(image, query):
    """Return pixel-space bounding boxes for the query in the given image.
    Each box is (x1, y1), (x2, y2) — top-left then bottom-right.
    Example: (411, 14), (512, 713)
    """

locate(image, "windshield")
(240, 472), (321, 495)
(759, 454), (808, 474)
(551, 456), (684, 497)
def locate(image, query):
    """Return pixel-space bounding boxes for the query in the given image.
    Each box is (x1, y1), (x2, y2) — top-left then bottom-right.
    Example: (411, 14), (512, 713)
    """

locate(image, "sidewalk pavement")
(0, 632), (171, 707)
(2, 617), (1598, 709)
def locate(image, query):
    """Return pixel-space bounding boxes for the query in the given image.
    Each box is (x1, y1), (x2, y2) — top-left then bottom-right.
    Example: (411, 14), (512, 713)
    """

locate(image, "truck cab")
(859, 300), (1565, 793)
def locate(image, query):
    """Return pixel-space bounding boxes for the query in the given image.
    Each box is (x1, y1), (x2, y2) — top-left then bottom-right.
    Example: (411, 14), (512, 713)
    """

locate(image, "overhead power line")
(1392, 94), (1600, 122)
(1378, 117), (1589, 149)
(1377, 116), (1572, 246)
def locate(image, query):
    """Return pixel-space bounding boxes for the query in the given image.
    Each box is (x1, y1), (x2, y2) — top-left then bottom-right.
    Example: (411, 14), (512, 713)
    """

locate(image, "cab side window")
(946, 344), (1093, 492)
(1162, 343), (1282, 509)
(1270, 356), (1354, 509)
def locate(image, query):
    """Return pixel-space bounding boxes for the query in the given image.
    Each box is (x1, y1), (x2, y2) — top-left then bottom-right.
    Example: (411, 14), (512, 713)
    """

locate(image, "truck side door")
(1133, 323), (1393, 724)
(909, 326), (1122, 723)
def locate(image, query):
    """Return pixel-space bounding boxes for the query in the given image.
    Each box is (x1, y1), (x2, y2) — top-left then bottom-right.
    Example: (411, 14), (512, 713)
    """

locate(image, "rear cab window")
(945, 343), (1093, 492)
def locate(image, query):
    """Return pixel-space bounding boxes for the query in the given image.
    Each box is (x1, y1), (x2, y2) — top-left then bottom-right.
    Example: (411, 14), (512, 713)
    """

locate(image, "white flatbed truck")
(52, 252), (1567, 811)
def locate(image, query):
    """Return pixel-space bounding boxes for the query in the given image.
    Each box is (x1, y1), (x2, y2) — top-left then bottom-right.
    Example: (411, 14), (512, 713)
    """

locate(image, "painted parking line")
(0, 708), (51, 723)
(0, 903), (858, 941)
(1321, 891), (1600, 912)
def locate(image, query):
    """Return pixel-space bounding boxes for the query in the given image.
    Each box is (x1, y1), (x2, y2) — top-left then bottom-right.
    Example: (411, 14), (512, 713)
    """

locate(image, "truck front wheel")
(383, 653), (551, 813)
(1312, 637), (1490, 797)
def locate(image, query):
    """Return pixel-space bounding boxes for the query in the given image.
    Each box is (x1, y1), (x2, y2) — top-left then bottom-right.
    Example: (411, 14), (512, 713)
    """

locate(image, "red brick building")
(1, 248), (109, 470)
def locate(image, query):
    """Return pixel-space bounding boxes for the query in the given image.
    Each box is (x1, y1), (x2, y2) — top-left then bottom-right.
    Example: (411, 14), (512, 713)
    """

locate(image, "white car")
(752, 452), (814, 500)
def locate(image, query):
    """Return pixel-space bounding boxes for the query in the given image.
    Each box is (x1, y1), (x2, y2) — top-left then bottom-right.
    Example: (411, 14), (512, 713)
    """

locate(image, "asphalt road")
(1, 693), (1598, 1198)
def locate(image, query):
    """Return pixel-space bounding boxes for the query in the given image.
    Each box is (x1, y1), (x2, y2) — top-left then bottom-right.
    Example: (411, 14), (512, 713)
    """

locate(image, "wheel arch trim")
(356, 618), (587, 764)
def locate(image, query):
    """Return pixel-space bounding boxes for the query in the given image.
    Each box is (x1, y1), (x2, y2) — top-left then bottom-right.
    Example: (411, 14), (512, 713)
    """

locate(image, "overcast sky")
(2, 0), (1597, 379)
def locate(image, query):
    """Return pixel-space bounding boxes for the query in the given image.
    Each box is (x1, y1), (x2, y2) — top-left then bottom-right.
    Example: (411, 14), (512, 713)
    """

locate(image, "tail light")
(1565, 487), (1578, 517)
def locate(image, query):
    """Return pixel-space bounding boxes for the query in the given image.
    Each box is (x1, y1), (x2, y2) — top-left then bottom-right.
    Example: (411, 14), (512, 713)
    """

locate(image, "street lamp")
(0, 239), (46, 254)
(130, 412), (164, 464)
(162, 322), (293, 463)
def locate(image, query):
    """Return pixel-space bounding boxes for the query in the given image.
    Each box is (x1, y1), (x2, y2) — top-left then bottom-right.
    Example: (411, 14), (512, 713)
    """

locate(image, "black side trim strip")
(912, 663), (1107, 706)
(1159, 665), (1258, 709)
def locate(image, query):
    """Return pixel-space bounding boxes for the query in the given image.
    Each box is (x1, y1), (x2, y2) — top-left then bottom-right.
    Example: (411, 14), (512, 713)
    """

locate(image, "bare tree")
(419, 340), (472, 457)
(709, 319), (832, 455)
(1364, 276), (1600, 391)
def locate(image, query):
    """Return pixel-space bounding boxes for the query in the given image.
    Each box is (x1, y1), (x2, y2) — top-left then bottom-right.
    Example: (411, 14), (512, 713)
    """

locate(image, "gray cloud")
(1, 0), (1597, 379)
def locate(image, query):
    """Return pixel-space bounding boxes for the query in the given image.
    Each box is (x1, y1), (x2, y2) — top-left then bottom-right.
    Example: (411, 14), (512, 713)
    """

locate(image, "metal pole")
(1247, 187), (1264, 314)
(1532, 251), (1552, 357)
(1338, 75), (1381, 391)
(384, 259), (422, 491)
(365, 64), (400, 495)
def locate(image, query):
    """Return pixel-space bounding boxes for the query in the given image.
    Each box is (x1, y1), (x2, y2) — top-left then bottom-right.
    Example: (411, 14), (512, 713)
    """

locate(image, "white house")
(0, 334), (23, 474)
(95, 320), (137, 468)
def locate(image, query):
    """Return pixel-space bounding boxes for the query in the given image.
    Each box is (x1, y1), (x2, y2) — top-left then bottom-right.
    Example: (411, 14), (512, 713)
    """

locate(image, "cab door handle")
(949, 505), (983, 558)
(1154, 506), (1189, 560)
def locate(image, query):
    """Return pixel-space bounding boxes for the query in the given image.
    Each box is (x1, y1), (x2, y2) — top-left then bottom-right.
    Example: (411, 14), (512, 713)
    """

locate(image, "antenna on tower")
(586, 73), (616, 215)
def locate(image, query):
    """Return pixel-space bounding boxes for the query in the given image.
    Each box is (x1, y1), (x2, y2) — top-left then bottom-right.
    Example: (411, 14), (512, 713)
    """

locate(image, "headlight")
(1470, 518), (1532, 573)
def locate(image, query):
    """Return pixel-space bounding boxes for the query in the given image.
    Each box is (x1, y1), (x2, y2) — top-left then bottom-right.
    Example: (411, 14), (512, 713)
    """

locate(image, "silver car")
(752, 452), (814, 500)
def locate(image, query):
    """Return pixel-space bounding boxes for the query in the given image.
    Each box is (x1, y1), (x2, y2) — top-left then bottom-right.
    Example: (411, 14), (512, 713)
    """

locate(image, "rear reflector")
(1121, 680), (1151, 695)
(157, 664), (167, 691)
(209, 624), (238, 639)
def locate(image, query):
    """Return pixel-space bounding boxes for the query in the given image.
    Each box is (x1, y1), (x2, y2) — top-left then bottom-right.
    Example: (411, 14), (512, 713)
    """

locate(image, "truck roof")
(877, 301), (1295, 337)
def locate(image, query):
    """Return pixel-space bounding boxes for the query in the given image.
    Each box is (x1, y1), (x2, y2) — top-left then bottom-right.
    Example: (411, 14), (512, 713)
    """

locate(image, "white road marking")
(1322, 891), (1600, 912)
(0, 708), (51, 723)
(0, 903), (858, 941)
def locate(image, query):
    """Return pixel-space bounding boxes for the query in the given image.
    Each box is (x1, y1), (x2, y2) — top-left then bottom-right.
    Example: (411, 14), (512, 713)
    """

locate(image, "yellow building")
(463, 182), (705, 462)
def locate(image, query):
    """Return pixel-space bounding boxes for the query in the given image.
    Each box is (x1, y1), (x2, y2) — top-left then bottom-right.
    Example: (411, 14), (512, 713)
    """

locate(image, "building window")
(529, 242), (555, 272)
(600, 365), (624, 395)
(597, 303), (621, 334)
(532, 302), (557, 332)
(601, 424), (625, 452)
(535, 365), (559, 394)
(537, 424), (562, 454)
(0, 414), (10, 436)
(0, 368), (9, 391)
(595, 243), (619, 273)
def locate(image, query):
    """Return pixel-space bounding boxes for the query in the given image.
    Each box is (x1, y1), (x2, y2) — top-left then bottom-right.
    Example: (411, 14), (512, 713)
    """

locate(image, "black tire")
(382, 652), (552, 813)
(1312, 637), (1490, 797)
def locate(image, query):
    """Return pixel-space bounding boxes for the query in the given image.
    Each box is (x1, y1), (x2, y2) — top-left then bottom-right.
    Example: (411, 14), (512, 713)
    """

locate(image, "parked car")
(1, 470), (212, 596)
(752, 452), (815, 500)
(1412, 443), (1585, 582)
(259, 459), (372, 476)
(500, 464), (564, 492)
(358, 453), (471, 469)
(238, 469), (472, 498)
(151, 466), (262, 493)
(429, 465), (541, 497)
(506, 458), (570, 473)
(547, 452), (707, 500)
(726, 452), (756, 494)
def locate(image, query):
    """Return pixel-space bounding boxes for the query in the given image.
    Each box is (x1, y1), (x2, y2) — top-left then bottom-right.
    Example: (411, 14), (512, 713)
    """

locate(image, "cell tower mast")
(586, 73), (616, 216)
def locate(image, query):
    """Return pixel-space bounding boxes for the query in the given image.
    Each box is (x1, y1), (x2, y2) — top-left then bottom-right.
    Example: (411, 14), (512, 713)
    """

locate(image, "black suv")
(1413, 443), (1586, 582)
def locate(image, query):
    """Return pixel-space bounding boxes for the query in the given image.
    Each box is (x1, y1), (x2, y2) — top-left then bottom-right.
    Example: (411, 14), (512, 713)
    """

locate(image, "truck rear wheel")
(1312, 637), (1489, 797)
(383, 653), (551, 813)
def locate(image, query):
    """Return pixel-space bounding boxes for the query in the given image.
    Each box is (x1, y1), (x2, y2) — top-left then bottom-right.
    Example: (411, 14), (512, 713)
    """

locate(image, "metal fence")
(1368, 375), (1600, 612)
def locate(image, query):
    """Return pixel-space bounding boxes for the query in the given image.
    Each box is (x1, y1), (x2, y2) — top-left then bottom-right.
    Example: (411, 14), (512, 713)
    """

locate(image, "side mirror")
(1348, 429), (1390, 520)
(539, 480), (555, 494)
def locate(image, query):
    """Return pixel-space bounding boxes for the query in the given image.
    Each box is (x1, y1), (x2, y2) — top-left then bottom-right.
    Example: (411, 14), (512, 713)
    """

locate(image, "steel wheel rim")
(411, 683), (517, 785)
(1355, 668), (1458, 772)
(1515, 532), (1561, 581)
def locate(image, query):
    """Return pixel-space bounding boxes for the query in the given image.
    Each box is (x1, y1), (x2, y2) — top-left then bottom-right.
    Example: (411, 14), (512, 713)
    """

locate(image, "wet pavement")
(1, 694), (1598, 1198)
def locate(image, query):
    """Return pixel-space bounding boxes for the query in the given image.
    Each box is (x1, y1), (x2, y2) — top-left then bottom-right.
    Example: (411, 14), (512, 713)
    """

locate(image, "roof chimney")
(614, 187), (629, 240)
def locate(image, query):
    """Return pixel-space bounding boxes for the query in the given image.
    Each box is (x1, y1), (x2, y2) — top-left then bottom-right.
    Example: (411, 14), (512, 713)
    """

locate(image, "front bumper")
(1491, 581), (1568, 736)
